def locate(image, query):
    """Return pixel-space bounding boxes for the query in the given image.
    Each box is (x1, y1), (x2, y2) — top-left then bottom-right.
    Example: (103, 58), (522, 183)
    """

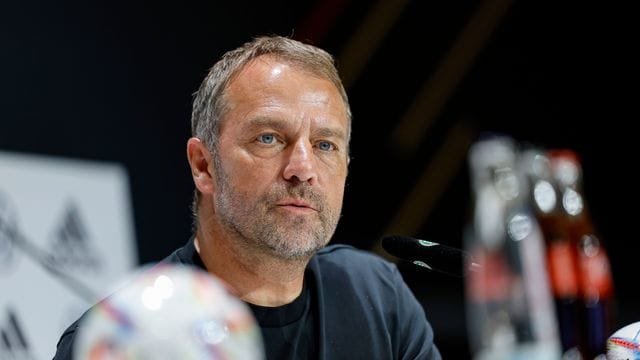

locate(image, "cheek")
(325, 172), (347, 207)
(228, 158), (280, 192)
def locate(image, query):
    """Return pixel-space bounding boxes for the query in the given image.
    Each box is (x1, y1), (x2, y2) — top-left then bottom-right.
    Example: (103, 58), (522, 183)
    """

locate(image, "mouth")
(276, 199), (317, 212)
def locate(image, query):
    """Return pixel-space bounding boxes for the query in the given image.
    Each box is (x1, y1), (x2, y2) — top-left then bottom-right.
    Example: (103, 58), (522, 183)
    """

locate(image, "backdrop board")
(0, 151), (137, 359)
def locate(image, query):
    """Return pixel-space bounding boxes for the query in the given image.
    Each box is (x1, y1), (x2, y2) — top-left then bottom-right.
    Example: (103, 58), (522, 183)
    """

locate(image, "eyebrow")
(242, 117), (289, 133)
(312, 127), (347, 142)
(243, 117), (347, 142)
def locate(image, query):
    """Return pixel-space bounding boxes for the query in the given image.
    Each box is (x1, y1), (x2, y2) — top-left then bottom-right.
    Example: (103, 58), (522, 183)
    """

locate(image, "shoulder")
(162, 237), (196, 264)
(311, 244), (402, 290)
(315, 243), (395, 268)
(310, 244), (441, 359)
(53, 317), (82, 359)
(54, 239), (195, 359)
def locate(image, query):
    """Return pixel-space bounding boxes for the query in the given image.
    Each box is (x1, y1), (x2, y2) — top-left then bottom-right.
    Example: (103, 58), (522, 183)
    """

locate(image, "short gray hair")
(191, 35), (351, 150)
(190, 36), (351, 230)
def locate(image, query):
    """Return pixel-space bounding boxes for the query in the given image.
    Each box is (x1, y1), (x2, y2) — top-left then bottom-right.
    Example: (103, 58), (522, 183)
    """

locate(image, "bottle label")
(578, 247), (614, 299)
(466, 250), (512, 301)
(548, 240), (579, 297)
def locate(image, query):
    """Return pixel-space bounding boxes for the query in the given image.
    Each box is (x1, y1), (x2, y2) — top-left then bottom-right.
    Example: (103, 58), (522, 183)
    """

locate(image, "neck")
(194, 223), (310, 307)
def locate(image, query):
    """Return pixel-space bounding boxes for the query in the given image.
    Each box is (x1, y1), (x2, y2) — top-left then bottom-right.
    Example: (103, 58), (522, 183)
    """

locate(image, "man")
(54, 35), (441, 359)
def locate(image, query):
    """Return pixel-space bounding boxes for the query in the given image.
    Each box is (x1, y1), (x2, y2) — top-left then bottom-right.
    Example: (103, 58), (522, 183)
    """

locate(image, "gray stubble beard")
(212, 152), (341, 260)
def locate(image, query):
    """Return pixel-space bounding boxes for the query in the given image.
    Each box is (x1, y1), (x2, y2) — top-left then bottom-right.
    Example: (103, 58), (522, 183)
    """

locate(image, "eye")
(257, 134), (276, 144)
(317, 141), (335, 151)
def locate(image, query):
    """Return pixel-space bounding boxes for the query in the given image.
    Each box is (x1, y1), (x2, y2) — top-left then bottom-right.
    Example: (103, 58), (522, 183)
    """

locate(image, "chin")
(269, 239), (325, 260)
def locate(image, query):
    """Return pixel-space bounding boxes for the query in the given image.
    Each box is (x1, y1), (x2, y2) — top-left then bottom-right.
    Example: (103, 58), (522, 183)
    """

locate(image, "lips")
(277, 198), (317, 211)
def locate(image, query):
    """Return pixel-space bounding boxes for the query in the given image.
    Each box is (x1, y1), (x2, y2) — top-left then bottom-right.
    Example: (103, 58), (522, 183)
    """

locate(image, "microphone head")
(381, 235), (476, 277)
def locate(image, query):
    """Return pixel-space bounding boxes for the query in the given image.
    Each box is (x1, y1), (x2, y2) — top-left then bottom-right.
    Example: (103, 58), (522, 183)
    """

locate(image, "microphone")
(381, 235), (481, 277)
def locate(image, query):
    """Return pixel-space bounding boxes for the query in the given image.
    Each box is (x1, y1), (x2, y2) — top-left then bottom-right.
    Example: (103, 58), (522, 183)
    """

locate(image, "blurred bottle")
(465, 135), (561, 360)
(520, 148), (583, 359)
(549, 150), (615, 359)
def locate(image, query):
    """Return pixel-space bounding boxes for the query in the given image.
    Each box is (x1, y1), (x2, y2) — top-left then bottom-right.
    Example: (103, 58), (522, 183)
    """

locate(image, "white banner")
(0, 151), (137, 359)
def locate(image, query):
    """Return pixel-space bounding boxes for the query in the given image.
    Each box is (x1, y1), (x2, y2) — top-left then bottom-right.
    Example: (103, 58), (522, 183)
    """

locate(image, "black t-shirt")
(249, 276), (316, 359)
(53, 238), (441, 359)
(166, 236), (319, 358)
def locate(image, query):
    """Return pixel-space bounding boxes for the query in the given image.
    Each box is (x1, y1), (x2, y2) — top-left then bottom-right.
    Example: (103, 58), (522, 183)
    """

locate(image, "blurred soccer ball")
(607, 321), (640, 360)
(74, 263), (264, 359)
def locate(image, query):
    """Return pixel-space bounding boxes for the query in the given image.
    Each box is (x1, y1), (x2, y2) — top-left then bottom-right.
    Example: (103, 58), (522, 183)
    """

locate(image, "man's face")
(212, 56), (349, 260)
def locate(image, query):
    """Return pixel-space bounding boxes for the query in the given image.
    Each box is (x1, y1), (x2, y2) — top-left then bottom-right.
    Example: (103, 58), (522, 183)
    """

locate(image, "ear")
(187, 137), (215, 195)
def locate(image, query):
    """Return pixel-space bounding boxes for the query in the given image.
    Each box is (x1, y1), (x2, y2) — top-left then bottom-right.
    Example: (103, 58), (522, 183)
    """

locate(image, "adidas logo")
(48, 201), (102, 272)
(0, 309), (35, 360)
(0, 191), (18, 274)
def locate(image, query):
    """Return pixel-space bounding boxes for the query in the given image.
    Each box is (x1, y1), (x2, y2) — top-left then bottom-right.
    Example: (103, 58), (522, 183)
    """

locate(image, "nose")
(283, 140), (317, 185)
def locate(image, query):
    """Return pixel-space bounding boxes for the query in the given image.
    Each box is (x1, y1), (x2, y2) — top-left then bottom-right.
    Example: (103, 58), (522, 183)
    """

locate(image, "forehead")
(232, 55), (332, 93)
(224, 56), (349, 124)
(237, 55), (324, 85)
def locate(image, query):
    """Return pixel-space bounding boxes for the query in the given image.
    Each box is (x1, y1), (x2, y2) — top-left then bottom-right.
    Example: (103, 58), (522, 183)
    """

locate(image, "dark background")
(2, 0), (635, 357)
